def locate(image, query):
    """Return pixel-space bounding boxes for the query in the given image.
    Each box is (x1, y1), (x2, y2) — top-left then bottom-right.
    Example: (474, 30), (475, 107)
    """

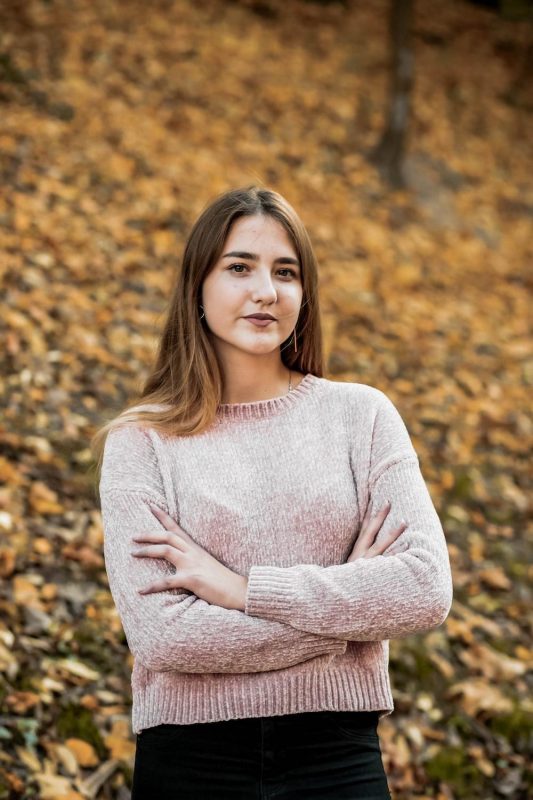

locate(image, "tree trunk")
(368, 0), (415, 189)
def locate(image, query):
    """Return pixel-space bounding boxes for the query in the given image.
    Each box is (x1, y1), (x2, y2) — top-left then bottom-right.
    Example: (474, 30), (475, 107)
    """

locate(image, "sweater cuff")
(244, 565), (298, 623)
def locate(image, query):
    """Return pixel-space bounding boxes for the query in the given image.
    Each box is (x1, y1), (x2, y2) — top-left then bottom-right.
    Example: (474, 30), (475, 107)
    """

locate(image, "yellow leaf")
(41, 582), (58, 600)
(0, 547), (16, 578)
(65, 738), (99, 768)
(103, 733), (135, 761)
(53, 744), (79, 777)
(29, 481), (63, 514)
(445, 616), (475, 644)
(478, 565), (512, 591)
(33, 537), (53, 555)
(395, 262), (422, 287)
(6, 691), (40, 714)
(15, 746), (42, 772)
(467, 745), (495, 777)
(459, 642), (527, 681)
(0, 641), (18, 675)
(56, 659), (100, 681)
(13, 576), (43, 610)
(34, 773), (75, 799)
(0, 456), (24, 486)
(391, 733), (411, 767)
(447, 678), (513, 716)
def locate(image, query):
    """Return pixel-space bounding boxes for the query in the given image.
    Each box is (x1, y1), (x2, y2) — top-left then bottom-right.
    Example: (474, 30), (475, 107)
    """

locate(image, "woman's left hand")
(131, 503), (248, 611)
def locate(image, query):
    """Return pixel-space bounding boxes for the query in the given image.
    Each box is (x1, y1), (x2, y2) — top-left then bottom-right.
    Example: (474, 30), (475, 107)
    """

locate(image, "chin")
(236, 338), (281, 354)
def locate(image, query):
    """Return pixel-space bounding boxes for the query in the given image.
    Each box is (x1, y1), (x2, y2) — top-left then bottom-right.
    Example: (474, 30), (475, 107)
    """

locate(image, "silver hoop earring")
(199, 305), (205, 320)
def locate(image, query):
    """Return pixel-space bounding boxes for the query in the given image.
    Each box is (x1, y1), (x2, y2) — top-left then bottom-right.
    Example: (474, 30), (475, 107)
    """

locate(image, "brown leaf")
(65, 738), (99, 768)
(5, 691), (40, 714)
(459, 642), (527, 681)
(478, 565), (512, 591)
(0, 546), (16, 577)
(61, 543), (104, 568)
(12, 576), (43, 610)
(0, 768), (25, 794)
(28, 481), (63, 514)
(447, 678), (513, 717)
(103, 732), (135, 761)
(34, 773), (77, 799)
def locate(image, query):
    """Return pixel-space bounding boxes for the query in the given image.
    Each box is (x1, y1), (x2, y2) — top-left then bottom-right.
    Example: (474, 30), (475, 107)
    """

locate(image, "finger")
(149, 503), (181, 532)
(360, 501), (392, 541)
(382, 523), (409, 554)
(366, 522), (408, 557)
(138, 576), (184, 595)
(131, 544), (182, 565)
(361, 498), (388, 526)
(361, 503), (372, 527)
(132, 531), (186, 550)
(148, 504), (194, 541)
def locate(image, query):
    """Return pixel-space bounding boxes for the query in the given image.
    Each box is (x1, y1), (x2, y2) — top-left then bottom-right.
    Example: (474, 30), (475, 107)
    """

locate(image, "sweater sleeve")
(244, 391), (454, 641)
(99, 424), (347, 673)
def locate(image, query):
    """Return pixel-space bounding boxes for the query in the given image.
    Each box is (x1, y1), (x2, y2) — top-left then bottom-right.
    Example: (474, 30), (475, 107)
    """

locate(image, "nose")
(250, 269), (277, 303)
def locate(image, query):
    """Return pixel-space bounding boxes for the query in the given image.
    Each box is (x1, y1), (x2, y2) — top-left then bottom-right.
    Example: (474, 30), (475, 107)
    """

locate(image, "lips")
(244, 316), (276, 327)
(244, 315), (276, 320)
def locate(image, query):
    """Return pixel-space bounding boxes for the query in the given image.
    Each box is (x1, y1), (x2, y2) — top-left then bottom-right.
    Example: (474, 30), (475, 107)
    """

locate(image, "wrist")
(232, 573), (248, 611)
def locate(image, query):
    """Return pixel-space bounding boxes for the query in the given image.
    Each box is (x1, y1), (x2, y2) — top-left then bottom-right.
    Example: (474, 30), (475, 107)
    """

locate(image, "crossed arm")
(100, 487), (347, 673)
(243, 454), (453, 641)
(100, 392), (453, 674)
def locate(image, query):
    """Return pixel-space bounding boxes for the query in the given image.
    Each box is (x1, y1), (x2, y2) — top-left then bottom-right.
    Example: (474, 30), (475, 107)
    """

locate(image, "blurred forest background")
(0, 0), (531, 798)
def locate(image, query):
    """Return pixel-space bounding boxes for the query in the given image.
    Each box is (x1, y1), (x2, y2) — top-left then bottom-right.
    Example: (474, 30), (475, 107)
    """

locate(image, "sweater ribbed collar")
(216, 373), (321, 421)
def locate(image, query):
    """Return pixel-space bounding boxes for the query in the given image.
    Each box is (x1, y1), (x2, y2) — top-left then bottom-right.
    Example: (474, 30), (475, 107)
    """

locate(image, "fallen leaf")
(65, 738), (99, 768)
(55, 659), (100, 681)
(446, 678), (513, 716)
(478, 565), (512, 591)
(5, 691), (40, 714)
(28, 481), (63, 515)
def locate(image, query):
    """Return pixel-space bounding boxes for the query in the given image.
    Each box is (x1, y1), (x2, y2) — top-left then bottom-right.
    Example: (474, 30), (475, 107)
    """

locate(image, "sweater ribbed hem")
(131, 663), (394, 734)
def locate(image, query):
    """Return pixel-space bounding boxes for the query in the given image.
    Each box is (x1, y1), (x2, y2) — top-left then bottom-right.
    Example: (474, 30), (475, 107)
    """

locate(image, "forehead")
(224, 215), (296, 253)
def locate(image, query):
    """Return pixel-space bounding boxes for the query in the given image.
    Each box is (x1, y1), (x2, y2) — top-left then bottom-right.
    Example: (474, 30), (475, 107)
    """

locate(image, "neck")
(219, 366), (293, 404)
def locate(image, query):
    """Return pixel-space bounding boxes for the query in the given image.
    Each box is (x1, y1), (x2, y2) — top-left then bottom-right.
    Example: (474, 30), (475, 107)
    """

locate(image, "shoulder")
(105, 403), (170, 444)
(104, 406), (158, 449)
(100, 406), (168, 494)
(317, 377), (390, 411)
(317, 378), (415, 450)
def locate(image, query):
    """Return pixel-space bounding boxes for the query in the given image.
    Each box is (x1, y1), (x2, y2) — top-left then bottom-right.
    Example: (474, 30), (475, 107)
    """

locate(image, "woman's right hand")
(347, 501), (408, 562)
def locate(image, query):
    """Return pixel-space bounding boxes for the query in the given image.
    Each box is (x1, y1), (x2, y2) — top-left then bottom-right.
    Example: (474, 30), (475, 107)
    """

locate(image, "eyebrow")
(222, 251), (300, 268)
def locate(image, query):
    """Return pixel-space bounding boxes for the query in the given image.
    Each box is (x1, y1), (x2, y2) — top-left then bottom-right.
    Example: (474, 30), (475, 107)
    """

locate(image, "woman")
(92, 185), (453, 799)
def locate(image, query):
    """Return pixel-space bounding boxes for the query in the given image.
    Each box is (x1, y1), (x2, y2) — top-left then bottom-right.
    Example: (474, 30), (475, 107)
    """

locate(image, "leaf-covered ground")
(0, 0), (531, 797)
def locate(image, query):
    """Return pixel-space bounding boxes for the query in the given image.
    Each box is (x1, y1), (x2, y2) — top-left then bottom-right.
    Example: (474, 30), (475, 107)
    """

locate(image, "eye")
(278, 268), (298, 279)
(228, 264), (298, 279)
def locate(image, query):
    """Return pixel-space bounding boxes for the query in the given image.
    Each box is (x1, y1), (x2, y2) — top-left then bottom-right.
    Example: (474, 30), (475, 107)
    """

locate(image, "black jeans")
(131, 709), (392, 799)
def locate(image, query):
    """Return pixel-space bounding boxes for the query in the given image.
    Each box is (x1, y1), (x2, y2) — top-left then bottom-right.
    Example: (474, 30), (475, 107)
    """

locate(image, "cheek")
(205, 290), (249, 332)
(204, 278), (245, 310)
(282, 285), (303, 309)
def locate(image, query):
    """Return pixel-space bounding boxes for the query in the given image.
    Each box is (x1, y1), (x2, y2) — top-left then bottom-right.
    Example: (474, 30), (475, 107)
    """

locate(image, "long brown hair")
(89, 184), (325, 491)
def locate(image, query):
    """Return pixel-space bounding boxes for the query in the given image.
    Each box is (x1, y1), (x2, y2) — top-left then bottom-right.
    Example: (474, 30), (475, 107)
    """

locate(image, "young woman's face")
(201, 214), (303, 360)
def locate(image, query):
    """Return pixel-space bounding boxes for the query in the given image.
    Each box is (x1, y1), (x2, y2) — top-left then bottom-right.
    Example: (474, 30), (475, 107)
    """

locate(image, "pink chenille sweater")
(99, 373), (453, 734)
